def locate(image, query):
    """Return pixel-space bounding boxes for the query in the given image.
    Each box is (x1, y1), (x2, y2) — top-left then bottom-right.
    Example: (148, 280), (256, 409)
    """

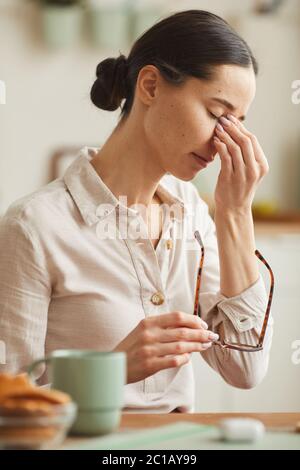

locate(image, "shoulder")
(1, 178), (72, 238)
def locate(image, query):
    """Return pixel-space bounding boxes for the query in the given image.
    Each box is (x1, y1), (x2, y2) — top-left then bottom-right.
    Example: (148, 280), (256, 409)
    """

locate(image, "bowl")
(0, 401), (77, 450)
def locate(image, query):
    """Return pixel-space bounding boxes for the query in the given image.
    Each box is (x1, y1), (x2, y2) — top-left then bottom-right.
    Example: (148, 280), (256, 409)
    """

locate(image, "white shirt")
(0, 146), (273, 413)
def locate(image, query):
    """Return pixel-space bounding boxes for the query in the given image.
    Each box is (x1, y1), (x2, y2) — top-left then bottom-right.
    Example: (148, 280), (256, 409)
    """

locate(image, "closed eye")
(208, 109), (246, 123)
(208, 110), (220, 120)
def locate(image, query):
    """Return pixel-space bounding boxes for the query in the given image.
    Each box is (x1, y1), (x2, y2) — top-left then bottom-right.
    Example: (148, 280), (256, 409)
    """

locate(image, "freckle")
(182, 134), (185, 137)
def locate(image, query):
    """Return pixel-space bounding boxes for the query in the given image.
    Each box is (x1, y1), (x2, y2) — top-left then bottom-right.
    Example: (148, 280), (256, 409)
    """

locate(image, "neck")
(90, 114), (166, 209)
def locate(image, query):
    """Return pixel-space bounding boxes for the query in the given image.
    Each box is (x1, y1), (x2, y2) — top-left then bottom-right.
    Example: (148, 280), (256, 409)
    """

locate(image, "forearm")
(214, 207), (259, 298)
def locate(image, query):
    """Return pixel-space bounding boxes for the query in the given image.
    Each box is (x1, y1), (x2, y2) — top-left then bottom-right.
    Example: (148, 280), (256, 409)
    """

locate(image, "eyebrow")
(211, 97), (246, 121)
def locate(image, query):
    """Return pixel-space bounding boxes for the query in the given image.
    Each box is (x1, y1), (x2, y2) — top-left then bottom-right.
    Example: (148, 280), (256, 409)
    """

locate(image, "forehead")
(189, 64), (256, 117)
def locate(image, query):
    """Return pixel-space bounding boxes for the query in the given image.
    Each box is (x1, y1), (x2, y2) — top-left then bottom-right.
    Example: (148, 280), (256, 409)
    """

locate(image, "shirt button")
(166, 239), (173, 250)
(151, 292), (165, 305)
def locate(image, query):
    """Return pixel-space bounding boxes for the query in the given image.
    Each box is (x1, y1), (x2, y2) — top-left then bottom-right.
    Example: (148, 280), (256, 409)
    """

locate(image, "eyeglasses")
(193, 230), (274, 352)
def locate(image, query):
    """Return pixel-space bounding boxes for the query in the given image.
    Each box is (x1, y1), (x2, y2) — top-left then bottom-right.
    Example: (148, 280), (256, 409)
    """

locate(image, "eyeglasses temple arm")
(193, 231), (205, 317)
(255, 249), (274, 347)
(193, 235), (274, 349)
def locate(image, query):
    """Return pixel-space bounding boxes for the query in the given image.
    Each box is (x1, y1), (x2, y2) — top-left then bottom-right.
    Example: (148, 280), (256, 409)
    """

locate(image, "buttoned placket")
(116, 204), (178, 394)
(123, 208), (174, 313)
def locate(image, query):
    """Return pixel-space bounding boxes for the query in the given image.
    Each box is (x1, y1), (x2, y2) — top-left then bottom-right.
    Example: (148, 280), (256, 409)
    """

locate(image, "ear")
(136, 65), (161, 107)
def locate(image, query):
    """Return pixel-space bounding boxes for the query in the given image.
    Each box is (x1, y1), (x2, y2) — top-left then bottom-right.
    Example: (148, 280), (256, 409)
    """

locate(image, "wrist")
(214, 205), (252, 220)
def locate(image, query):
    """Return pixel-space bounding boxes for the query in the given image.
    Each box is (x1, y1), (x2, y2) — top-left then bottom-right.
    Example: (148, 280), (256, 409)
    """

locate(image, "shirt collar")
(63, 146), (189, 227)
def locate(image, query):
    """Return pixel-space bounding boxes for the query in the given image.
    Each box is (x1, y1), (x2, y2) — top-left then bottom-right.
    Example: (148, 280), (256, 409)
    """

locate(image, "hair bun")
(90, 54), (128, 111)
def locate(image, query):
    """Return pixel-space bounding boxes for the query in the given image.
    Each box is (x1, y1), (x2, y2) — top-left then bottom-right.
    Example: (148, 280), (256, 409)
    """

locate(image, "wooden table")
(254, 222), (300, 236)
(120, 412), (300, 430)
(64, 413), (300, 450)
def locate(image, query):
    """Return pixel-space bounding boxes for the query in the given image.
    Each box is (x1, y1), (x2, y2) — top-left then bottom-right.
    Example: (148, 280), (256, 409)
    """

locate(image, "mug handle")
(27, 357), (51, 383)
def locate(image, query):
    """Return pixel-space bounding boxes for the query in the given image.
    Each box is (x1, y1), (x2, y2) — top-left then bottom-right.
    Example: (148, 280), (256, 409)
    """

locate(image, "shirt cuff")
(215, 273), (269, 333)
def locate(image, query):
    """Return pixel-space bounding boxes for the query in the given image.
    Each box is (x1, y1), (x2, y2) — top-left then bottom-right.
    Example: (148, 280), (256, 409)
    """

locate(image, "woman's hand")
(113, 312), (219, 384)
(213, 114), (269, 213)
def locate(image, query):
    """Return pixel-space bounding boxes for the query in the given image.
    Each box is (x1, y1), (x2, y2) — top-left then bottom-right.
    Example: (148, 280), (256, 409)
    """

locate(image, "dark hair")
(90, 9), (258, 118)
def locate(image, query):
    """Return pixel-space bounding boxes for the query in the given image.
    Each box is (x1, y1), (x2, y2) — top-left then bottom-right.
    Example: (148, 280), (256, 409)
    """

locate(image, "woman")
(0, 10), (273, 413)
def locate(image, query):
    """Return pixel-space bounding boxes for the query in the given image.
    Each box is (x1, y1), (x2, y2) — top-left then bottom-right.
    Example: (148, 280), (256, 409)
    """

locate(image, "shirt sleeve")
(0, 216), (51, 376)
(197, 201), (274, 389)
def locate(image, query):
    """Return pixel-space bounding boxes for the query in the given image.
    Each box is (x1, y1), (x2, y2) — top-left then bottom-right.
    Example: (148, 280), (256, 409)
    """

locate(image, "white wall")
(1, 0), (300, 213)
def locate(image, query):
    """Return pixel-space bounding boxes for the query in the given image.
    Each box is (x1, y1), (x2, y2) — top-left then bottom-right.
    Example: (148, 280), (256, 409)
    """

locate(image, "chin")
(167, 173), (198, 183)
(168, 167), (203, 182)
(179, 173), (197, 182)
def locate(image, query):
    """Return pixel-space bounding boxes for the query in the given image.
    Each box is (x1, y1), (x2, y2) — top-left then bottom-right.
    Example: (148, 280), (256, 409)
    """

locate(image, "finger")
(215, 123), (245, 172)
(149, 353), (191, 375)
(227, 114), (252, 137)
(145, 340), (213, 358)
(158, 327), (219, 344)
(250, 136), (270, 177)
(150, 341), (213, 375)
(148, 311), (208, 330)
(219, 117), (256, 168)
(227, 114), (269, 176)
(213, 137), (233, 175)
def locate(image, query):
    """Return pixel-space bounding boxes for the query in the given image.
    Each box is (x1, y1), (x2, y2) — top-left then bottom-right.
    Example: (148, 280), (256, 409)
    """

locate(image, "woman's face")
(139, 64), (256, 181)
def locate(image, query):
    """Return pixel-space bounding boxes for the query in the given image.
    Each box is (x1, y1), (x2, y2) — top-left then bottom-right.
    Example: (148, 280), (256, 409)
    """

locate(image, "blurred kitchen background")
(0, 0), (300, 412)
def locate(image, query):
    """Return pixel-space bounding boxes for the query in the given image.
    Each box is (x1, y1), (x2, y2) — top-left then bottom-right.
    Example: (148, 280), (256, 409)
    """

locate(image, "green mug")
(27, 349), (126, 436)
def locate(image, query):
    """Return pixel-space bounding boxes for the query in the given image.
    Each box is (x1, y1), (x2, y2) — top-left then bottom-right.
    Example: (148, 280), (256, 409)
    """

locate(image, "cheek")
(176, 101), (216, 144)
(145, 102), (191, 154)
(145, 100), (216, 158)
(190, 108), (216, 138)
